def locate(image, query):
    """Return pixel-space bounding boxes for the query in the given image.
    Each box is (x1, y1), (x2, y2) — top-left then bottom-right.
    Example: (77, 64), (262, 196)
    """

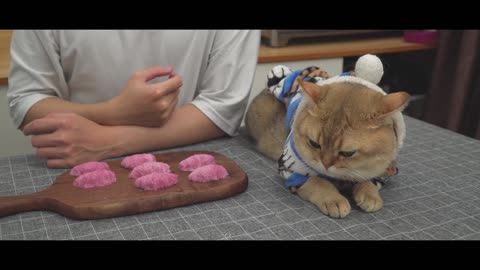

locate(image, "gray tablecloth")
(1, 116), (479, 240)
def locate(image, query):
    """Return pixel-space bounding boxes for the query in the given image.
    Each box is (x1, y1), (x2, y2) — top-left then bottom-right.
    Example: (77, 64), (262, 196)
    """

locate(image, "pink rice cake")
(128, 162), (171, 179)
(134, 172), (178, 191)
(73, 169), (116, 189)
(121, 153), (156, 169)
(179, 154), (216, 171)
(188, 164), (229, 183)
(70, 161), (110, 176)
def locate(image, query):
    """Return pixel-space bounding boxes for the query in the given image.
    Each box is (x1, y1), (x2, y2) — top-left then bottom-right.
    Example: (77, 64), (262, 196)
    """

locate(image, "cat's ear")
(378, 91), (411, 118)
(297, 79), (328, 103)
(367, 91), (410, 129)
(382, 91), (410, 114)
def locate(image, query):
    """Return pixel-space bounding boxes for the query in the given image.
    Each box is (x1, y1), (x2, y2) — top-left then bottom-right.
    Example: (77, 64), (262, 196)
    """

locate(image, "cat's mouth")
(317, 165), (377, 183)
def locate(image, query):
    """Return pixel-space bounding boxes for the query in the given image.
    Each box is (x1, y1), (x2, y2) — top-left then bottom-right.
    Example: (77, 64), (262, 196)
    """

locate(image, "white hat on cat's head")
(355, 54), (384, 85)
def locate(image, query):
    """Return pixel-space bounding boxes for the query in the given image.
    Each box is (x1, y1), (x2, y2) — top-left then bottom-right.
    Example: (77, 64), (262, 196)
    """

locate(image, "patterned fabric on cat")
(267, 65), (398, 189)
(267, 66), (329, 133)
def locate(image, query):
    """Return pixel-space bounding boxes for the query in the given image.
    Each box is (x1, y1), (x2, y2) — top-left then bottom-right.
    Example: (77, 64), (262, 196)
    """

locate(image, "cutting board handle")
(0, 193), (46, 217)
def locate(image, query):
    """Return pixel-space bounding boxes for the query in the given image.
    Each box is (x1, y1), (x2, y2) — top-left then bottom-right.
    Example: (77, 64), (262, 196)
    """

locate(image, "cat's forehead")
(296, 74), (406, 150)
(318, 75), (387, 95)
(315, 82), (384, 112)
(324, 82), (376, 94)
(300, 85), (383, 130)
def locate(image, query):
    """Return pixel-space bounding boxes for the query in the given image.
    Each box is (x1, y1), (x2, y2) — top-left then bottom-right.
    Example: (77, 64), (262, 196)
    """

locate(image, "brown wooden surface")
(0, 151), (248, 220)
(258, 37), (437, 63)
(0, 30), (12, 85)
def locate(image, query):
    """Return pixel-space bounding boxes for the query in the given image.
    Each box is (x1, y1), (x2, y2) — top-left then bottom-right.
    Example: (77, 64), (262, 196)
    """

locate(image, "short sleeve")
(7, 30), (68, 128)
(190, 30), (260, 136)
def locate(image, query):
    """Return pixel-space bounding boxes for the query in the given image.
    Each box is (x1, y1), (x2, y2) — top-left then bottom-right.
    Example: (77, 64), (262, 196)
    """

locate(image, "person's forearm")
(103, 104), (226, 158)
(20, 97), (117, 130)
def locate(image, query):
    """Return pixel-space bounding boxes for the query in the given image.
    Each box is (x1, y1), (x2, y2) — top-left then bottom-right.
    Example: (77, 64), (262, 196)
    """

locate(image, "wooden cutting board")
(0, 151), (248, 220)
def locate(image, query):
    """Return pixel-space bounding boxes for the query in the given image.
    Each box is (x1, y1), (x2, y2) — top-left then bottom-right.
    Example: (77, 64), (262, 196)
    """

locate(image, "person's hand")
(108, 66), (183, 127)
(23, 112), (120, 168)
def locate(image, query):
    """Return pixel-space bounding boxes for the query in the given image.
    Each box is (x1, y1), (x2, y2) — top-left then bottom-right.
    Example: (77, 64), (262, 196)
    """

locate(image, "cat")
(245, 55), (410, 218)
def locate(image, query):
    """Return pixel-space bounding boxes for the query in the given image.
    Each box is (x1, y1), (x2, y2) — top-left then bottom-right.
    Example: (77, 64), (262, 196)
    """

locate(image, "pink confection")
(179, 154), (216, 171)
(188, 164), (229, 182)
(70, 161), (110, 176)
(73, 169), (116, 189)
(404, 30), (438, 45)
(128, 162), (171, 179)
(134, 173), (178, 191)
(121, 154), (156, 169)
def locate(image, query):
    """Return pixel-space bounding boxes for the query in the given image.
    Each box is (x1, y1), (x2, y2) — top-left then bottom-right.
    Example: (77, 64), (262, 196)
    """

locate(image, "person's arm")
(112, 30), (261, 152)
(23, 105), (224, 168)
(19, 67), (182, 130)
(20, 30), (261, 168)
(8, 30), (182, 130)
(105, 104), (226, 157)
(7, 30), (69, 129)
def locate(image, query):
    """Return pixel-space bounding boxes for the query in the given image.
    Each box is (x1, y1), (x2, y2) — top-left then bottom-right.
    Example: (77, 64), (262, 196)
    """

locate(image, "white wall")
(0, 85), (35, 157)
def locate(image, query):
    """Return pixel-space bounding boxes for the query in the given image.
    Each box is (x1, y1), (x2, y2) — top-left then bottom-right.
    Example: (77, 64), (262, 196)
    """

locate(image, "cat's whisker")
(348, 169), (370, 182)
(328, 167), (367, 183)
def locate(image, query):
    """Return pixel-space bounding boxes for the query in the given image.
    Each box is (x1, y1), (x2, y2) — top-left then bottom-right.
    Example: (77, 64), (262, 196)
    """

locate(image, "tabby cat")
(245, 55), (410, 218)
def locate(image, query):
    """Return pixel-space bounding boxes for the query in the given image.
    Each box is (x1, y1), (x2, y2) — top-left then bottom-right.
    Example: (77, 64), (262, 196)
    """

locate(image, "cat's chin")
(305, 158), (377, 182)
(307, 165), (352, 181)
(324, 166), (377, 183)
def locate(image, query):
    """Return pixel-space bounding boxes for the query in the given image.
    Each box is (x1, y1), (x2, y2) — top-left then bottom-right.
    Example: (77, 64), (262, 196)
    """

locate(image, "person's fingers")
(36, 147), (65, 159)
(23, 118), (62, 136)
(148, 75), (183, 98)
(163, 86), (180, 102)
(31, 133), (64, 148)
(46, 159), (70, 168)
(136, 66), (173, 82)
(166, 95), (178, 117)
(154, 88), (179, 114)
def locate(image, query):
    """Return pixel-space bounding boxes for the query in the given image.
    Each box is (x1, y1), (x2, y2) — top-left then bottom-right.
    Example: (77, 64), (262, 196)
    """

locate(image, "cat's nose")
(322, 159), (335, 170)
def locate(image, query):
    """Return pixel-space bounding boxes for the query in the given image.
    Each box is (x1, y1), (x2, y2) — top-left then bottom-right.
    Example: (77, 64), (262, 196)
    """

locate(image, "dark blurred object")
(404, 30), (438, 45)
(344, 50), (436, 120)
(423, 30), (480, 140)
(261, 30), (403, 47)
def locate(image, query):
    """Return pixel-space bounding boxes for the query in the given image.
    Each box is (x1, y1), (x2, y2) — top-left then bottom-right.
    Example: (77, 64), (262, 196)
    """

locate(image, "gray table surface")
(1, 116), (480, 240)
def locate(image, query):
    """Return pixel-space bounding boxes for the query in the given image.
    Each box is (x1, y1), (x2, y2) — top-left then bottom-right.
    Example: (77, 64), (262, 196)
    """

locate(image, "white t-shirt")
(7, 30), (260, 135)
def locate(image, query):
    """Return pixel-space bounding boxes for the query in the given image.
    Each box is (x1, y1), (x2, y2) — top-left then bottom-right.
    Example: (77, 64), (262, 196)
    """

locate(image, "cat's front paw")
(297, 177), (351, 218)
(353, 181), (383, 212)
(315, 194), (351, 219)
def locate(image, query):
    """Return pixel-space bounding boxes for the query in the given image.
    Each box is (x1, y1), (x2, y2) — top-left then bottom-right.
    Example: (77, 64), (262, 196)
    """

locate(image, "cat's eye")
(309, 139), (321, 149)
(339, 150), (356, 158)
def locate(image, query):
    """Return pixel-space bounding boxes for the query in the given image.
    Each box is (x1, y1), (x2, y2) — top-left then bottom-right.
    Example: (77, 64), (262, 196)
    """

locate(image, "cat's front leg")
(296, 176), (351, 218)
(352, 180), (383, 212)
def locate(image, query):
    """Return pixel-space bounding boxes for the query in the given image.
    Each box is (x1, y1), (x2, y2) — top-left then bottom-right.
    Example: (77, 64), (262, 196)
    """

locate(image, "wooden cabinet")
(0, 30), (12, 85)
